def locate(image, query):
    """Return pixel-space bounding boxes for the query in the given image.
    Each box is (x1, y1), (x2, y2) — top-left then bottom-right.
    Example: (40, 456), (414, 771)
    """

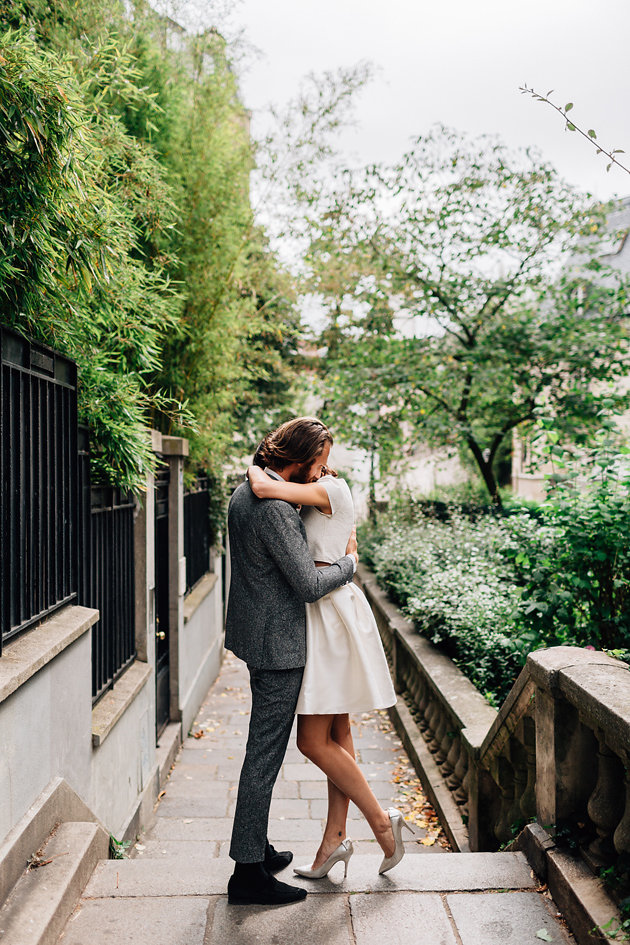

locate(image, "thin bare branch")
(520, 86), (630, 176)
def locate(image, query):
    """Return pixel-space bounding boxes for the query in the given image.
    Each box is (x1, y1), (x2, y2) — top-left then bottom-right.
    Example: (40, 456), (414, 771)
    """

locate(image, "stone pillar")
(160, 435), (189, 723)
(133, 452), (157, 747)
(587, 734), (625, 864)
(535, 686), (557, 830)
(134, 460), (156, 668)
(391, 632), (404, 695)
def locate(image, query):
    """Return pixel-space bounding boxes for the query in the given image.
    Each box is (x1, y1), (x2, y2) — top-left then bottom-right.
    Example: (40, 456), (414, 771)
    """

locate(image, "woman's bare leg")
(312, 715), (353, 868)
(297, 713), (394, 868)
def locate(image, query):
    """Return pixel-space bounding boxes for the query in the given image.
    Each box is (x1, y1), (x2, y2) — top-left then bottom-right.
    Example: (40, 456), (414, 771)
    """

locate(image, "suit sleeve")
(257, 500), (354, 603)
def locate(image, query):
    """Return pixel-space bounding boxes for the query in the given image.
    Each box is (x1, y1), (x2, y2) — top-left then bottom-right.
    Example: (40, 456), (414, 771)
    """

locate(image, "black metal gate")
(154, 460), (170, 737)
(183, 476), (211, 594)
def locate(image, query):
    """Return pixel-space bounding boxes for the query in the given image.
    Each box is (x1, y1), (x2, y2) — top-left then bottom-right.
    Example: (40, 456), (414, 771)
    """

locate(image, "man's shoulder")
(229, 480), (252, 509)
(255, 496), (300, 528)
(229, 482), (298, 524)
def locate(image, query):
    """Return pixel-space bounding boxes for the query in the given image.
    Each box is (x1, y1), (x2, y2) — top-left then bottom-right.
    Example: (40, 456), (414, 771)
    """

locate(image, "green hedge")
(361, 452), (630, 705)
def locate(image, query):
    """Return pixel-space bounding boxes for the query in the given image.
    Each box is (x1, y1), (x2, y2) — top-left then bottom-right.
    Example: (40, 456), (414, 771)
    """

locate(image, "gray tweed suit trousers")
(225, 479), (354, 863)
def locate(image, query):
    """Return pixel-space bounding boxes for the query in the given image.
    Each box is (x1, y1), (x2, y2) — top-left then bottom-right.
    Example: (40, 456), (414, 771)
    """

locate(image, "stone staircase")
(0, 809), (108, 945)
(1, 655), (577, 945)
(57, 849), (573, 945)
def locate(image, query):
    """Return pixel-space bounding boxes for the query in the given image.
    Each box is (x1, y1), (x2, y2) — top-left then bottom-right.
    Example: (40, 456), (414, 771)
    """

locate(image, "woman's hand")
(345, 526), (358, 565)
(247, 465), (267, 497)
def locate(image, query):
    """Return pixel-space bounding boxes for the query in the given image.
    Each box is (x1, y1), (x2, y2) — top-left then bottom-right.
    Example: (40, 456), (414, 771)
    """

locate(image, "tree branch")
(457, 370), (473, 424)
(520, 86), (630, 176)
(487, 402), (537, 465)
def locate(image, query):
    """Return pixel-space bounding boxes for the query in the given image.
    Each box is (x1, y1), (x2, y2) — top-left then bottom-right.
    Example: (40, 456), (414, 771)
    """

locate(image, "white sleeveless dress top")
(295, 476), (396, 715)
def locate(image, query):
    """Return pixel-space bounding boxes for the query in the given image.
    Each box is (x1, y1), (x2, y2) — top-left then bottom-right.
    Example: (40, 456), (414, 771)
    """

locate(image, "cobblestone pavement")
(58, 653), (575, 945)
(136, 651), (448, 860)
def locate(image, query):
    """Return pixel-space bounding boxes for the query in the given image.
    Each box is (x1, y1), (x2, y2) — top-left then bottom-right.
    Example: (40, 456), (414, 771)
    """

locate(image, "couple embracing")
(225, 416), (411, 907)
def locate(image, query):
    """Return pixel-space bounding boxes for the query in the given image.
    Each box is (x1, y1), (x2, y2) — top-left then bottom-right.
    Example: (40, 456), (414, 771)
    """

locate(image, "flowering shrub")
(364, 510), (525, 703)
(361, 464), (630, 705)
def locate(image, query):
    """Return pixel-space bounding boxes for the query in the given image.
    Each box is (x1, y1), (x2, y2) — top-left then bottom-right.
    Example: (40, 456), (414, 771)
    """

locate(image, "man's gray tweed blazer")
(225, 480), (354, 670)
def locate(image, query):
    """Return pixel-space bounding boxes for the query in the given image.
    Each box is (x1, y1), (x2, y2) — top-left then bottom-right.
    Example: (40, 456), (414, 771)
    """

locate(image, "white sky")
(231, 0), (630, 202)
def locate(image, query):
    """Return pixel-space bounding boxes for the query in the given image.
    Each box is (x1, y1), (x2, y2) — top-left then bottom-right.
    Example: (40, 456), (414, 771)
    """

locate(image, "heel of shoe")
(378, 808), (408, 875)
(293, 838), (353, 880)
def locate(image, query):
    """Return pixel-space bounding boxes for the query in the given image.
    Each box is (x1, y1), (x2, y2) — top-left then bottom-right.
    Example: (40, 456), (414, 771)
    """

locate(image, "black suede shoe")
(227, 862), (307, 906)
(264, 841), (293, 873)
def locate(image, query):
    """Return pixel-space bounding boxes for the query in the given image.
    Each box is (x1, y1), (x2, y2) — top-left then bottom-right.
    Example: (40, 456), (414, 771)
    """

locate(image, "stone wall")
(358, 564), (630, 878)
(0, 433), (225, 852)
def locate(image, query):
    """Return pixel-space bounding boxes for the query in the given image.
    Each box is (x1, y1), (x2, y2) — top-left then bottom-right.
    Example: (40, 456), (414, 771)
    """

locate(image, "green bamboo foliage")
(0, 28), (182, 490)
(0, 1), (302, 505)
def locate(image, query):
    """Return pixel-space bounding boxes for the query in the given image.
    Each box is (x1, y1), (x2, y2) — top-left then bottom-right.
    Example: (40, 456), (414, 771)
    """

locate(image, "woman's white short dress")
(295, 476), (396, 716)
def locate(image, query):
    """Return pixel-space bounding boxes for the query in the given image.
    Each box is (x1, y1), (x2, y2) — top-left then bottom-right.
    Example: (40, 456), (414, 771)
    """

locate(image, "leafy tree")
(505, 434), (630, 653)
(306, 126), (630, 505)
(0, 0), (374, 513)
(319, 335), (409, 516)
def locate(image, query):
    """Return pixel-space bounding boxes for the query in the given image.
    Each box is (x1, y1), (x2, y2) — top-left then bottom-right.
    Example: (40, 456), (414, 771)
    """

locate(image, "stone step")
(57, 888), (574, 945)
(82, 851), (535, 899)
(0, 821), (109, 945)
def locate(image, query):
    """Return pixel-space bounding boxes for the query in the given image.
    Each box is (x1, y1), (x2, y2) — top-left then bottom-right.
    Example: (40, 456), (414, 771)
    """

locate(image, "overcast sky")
(229, 0), (630, 202)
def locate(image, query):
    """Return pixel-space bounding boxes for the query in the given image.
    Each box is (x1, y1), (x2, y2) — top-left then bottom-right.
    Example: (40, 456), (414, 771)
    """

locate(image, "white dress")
(295, 476), (397, 715)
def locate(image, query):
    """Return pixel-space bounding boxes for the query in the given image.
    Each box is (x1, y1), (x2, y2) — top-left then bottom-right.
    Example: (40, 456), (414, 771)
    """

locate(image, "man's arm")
(257, 500), (355, 603)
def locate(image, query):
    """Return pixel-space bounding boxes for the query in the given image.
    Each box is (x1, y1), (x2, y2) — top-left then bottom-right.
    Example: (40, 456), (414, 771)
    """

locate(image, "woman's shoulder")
(320, 474), (350, 492)
(321, 473), (347, 484)
(319, 475), (353, 513)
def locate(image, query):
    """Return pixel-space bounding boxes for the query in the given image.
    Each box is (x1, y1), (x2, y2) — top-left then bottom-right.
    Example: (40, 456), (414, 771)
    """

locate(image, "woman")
(248, 456), (412, 878)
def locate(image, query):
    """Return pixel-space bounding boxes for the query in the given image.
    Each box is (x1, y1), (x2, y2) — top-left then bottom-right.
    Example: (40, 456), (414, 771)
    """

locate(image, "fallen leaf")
(536, 930), (553, 942)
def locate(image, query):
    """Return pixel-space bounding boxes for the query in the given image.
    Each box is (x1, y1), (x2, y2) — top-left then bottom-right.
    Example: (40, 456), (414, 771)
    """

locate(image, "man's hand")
(345, 526), (358, 565)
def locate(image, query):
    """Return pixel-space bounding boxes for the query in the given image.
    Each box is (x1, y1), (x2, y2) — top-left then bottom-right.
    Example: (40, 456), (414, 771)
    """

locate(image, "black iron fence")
(1, 324), (136, 702)
(0, 327), (78, 653)
(0, 330), (215, 704)
(78, 430), (136, 705)
(183, 476), (211, 594)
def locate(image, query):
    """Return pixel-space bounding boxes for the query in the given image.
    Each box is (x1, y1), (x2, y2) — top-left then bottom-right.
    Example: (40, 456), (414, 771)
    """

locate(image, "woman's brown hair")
(253, 417), (333, 471)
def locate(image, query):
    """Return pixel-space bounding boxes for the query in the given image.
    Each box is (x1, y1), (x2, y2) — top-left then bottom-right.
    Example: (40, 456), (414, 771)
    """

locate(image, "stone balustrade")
(358, 564), (630, 884)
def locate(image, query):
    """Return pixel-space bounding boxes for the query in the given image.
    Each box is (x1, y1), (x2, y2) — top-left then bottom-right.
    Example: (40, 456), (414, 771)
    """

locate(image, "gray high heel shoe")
(378, 808), (413, 874)
(293, 838), (354, 879)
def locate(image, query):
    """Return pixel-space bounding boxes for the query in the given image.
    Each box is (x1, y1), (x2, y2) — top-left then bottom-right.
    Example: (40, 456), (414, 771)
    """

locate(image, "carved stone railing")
(358, 564), (630, 879)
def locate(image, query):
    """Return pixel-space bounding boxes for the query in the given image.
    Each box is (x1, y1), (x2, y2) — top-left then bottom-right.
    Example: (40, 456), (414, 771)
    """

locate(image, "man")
(225, 417), (358, 906)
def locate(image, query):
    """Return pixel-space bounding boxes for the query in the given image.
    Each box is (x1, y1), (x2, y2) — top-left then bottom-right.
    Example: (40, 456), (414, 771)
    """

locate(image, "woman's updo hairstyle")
(253, 417), (333, 471)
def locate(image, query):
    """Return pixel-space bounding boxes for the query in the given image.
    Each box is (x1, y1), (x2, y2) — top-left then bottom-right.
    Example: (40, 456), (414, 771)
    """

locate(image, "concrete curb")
(388, 698), (470, 852)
